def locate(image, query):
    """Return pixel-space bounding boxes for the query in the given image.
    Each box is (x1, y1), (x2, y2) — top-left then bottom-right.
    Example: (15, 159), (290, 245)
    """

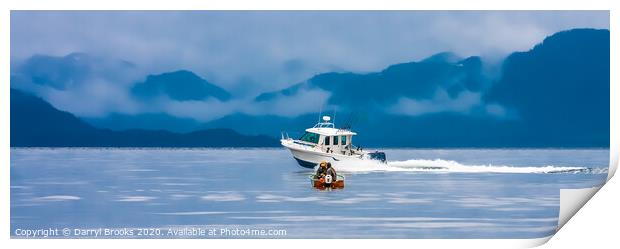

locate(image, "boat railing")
(281, 131), (291, 140)
(313, 122), (335, 129)
(293, 140), (316, 148)
(281, 131), (305, 140)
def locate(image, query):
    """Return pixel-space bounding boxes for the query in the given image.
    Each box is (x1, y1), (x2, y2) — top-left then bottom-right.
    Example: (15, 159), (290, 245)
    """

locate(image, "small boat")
(281, 115), (387, 168)
(309, 174), (345, 189)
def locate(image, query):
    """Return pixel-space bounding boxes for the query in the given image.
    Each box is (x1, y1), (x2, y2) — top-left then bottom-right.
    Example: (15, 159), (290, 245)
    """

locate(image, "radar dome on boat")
(322, 116), (331, 122)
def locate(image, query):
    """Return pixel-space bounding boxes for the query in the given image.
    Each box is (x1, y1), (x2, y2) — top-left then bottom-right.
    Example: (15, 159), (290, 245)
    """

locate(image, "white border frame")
(1, 1), (617, 248)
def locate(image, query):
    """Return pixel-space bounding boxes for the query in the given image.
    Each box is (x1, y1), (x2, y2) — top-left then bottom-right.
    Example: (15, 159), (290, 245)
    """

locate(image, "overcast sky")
(11, 11), (609, 96)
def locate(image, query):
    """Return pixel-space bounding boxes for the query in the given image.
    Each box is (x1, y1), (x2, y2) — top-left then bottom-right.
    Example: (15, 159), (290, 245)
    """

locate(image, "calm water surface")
(10, 148), (608, 238)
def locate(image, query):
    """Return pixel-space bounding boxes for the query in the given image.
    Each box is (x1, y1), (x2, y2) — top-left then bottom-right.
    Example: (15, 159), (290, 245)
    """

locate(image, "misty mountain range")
(10, 28), (610, 147)
(10, 89), (279, 147)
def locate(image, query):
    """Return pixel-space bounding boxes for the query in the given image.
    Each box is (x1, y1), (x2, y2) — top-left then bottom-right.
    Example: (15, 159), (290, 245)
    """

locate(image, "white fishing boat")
(281, 116), (386, 168)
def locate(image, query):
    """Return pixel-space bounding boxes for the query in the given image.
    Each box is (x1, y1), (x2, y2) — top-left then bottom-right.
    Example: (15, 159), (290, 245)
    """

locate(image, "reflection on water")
(10, 148), (608, 238)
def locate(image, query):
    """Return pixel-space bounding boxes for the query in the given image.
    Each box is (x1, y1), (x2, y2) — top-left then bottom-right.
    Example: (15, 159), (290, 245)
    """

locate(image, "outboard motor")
(324, 174), (333, 184)
(368, 151), (387, 164)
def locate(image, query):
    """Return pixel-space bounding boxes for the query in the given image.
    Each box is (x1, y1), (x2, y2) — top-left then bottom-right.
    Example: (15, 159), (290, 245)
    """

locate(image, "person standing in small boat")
(326, 162), (337, 181)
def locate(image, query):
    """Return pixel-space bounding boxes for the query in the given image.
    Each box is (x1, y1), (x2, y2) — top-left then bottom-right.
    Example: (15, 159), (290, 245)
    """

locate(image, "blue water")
(10, 148), (608, 239)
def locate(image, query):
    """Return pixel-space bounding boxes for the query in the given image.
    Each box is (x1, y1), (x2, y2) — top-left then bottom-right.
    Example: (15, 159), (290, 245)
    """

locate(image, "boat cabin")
(298, 116), (358, 155)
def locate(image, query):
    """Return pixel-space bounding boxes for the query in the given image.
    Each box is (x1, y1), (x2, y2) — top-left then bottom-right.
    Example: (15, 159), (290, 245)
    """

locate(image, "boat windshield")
(299, 132), (320, 144)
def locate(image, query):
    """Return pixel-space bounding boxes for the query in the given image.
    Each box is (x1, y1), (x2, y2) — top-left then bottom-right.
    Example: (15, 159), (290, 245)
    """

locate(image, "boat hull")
(309, 174), (345, 189)
(282, 140), (365, 168)
(293, 157), (319, 168)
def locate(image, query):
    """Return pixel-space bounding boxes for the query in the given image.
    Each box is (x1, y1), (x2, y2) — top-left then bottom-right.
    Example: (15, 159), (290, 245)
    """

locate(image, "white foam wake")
(330, 158), (599, 174)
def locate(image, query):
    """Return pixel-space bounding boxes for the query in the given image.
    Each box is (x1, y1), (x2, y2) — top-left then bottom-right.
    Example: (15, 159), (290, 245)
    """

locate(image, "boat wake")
(332, 158), (606, 174)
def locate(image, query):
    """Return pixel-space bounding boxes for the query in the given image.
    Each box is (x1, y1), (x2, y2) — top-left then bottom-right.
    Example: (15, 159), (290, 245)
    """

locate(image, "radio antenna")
(342, 110), (359, 130)
(318, 104), (323, 123)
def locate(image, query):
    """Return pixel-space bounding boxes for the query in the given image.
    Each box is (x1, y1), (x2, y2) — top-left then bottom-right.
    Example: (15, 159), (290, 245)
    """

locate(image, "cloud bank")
(11, 11), (609, 95)
(9, 11), (609, 124)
